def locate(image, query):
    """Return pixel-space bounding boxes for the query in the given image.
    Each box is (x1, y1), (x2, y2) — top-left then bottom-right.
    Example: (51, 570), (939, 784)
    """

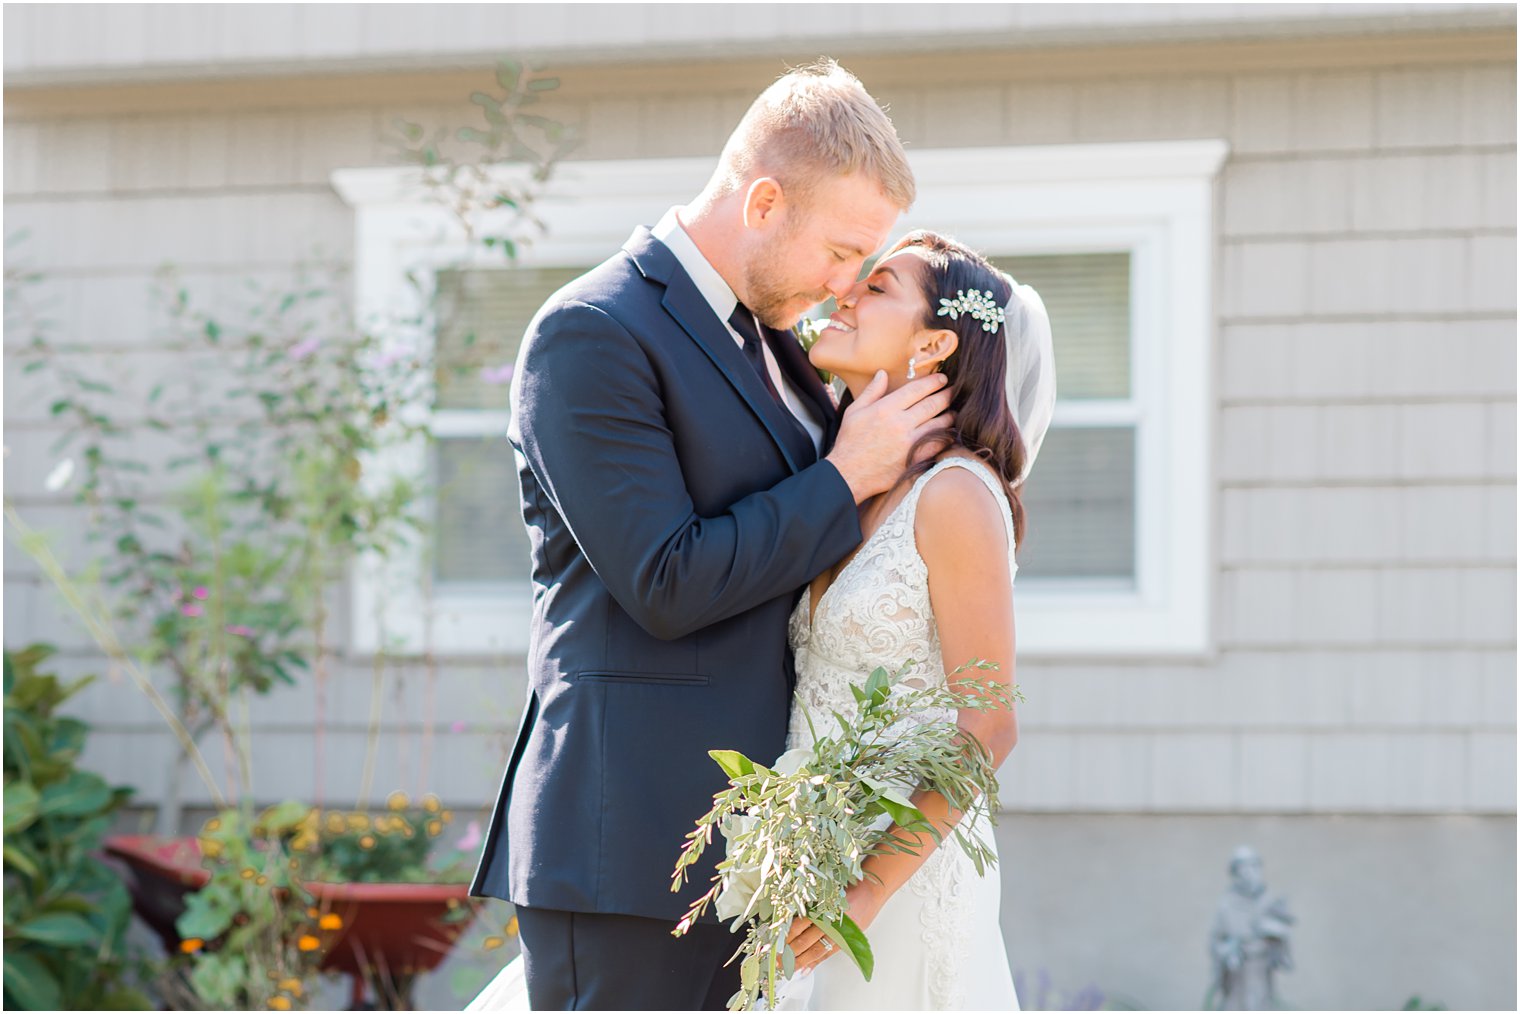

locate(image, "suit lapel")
(624, 228), (816, 474)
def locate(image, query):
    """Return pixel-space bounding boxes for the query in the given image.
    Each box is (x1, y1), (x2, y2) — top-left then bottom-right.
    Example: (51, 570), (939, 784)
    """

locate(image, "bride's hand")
(784, 879), (888, 976)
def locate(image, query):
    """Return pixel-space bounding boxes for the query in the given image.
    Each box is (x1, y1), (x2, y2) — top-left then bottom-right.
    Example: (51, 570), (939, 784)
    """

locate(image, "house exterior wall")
(5, 3), (1510, 84)
(3, 9), (1514, 1009)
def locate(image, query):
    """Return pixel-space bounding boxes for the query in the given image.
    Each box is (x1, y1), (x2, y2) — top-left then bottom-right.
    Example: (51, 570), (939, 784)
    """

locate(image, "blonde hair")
(714, 59), (915, 212)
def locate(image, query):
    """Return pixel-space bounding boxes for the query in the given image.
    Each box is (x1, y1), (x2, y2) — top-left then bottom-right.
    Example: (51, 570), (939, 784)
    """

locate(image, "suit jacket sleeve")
(513, 299), (862, 641)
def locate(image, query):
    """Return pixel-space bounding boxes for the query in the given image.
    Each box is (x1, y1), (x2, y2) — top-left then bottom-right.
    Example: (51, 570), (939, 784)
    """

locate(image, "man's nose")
(825, 268), (860, 300)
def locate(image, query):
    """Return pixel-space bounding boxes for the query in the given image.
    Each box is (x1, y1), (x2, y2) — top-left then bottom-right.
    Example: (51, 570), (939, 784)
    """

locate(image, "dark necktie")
(728, 303), (785, 407)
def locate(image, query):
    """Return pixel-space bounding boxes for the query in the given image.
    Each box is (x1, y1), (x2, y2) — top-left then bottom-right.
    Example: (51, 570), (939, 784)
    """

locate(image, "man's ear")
(742, 177), (785, 231)
(918, 328), (960, 368)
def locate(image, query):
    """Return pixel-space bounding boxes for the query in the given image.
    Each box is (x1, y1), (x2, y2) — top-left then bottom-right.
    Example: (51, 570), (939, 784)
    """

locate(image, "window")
(335, 139), (1226, 657)
(992, 251), (1135, 585)
(430, 267), (582, 592)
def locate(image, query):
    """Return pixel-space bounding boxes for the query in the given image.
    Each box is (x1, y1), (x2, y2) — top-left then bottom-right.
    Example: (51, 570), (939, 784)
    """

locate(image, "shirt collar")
(651, 206), (739, 324)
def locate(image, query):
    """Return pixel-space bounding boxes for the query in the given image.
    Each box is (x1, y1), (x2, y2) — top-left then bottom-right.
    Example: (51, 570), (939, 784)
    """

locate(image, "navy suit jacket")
(468, 227), (863, 922)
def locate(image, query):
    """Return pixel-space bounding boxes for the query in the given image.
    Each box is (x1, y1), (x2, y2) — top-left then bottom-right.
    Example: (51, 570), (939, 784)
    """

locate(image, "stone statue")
(1208, 846), (1294, 1010)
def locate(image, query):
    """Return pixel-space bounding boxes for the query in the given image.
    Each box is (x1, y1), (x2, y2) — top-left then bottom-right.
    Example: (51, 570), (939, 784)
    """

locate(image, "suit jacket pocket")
(576, 670), (710, 687)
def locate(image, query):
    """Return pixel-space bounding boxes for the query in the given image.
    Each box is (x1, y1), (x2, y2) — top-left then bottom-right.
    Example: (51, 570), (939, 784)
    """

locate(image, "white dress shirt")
(651, 206), (825, 454)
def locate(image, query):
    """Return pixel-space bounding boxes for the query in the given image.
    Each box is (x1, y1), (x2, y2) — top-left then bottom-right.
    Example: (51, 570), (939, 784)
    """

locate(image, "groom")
(470, 61), (949, 1010)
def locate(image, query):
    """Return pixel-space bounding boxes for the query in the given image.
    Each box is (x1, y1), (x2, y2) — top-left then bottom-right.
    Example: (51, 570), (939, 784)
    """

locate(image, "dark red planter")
(104, 834), (479, 1009)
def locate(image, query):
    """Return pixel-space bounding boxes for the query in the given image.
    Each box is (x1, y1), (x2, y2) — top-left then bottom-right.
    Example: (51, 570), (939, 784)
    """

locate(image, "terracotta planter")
(104, 834), (479, 1009)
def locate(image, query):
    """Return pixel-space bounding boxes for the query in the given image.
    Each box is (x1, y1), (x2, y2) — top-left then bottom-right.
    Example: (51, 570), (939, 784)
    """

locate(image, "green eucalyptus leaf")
(739, 949), (760, 995)
(860, 776), (916, 811)
(877, 795), (927, 829)
(815, 915), (874, 981)
(710, 749), (756, 780)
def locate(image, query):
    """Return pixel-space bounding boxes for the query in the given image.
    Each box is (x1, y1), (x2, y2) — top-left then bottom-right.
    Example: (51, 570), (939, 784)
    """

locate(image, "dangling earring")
(907, 357), (917, 380)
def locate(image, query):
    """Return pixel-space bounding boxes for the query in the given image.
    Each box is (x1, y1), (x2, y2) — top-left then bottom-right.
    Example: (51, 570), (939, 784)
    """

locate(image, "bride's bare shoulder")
(912, 456), (1011, 565)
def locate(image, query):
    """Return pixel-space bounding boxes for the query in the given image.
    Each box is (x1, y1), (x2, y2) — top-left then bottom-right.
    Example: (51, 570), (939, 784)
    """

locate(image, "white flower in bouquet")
(671, 659), (1021, 1011)
(712, 746), (812, 923)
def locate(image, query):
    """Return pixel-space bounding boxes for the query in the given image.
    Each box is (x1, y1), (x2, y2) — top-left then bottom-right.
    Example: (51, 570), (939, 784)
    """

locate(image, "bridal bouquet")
(670, 660), (1021, 1011)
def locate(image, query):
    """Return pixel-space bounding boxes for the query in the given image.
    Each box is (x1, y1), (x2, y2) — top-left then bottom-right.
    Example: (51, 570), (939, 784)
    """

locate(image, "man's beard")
(742, 230), (826, 329)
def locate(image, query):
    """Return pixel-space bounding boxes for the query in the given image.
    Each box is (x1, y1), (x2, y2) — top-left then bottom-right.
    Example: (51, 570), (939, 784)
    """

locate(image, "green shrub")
(2, 643), (149, 1009)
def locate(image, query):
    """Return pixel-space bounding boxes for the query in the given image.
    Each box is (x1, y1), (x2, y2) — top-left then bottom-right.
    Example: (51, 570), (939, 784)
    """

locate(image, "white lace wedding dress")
(772, 457), (1019, 1011)
(467, 457), (1020, 1012)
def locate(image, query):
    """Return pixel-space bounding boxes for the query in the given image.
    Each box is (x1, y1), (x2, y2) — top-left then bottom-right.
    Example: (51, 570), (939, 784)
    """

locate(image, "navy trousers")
(516, 905), (743, 1011)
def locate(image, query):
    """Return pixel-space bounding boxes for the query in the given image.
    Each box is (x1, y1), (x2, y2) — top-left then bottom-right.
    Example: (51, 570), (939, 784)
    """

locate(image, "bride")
(469, 229), (1055, 1011)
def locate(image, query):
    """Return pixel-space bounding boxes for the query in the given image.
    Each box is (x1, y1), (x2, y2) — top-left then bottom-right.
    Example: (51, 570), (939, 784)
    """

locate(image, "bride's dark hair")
(844, 230), (1029, 547)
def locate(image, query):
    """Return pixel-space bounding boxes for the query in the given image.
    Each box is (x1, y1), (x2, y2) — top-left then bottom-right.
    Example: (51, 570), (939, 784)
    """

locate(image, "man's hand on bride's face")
(783, 879), (889, 977)
(825, 371), (955, 504)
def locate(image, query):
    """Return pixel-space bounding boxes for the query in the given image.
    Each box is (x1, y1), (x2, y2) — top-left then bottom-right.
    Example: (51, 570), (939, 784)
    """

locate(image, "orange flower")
(386, 791), (409, 811)
(255, 875), (269, 887)
(306, 907), (320, 919)
(180, 937), (205, 953)
(297, 935), (321, 952)
(358, 835), (376, 850)
(268, 996), (292, 1011)
(278, 978), (303, 997)
(422, 794), (441, 813)
(318, 913), (343, 931)
(426, 820), (443, 837)
(241, 867), (256, 880)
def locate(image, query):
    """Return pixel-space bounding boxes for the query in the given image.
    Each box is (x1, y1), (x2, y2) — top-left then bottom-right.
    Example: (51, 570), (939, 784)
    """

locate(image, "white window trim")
(333, 139), (1227, 659)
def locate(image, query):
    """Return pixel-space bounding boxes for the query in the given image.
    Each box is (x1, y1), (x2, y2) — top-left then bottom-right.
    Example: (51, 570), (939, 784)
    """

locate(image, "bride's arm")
(788, 466), (1019, 971)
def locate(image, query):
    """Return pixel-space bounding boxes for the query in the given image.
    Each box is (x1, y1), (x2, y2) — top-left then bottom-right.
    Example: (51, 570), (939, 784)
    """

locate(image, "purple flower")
(225, 625), (256, 637)
(450, 720), (468, 733)
(192, 586), (209, 600)
(181, 604), (204, 617)
(479, 363), (515, 386)
(289, 336), (322, 361)
(454, 820), (482, 853)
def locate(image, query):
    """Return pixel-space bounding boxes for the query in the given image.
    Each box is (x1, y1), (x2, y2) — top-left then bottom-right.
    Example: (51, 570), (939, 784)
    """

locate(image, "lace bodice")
(783, 457), (1019, 1011)
(786, 457), (1018, 746)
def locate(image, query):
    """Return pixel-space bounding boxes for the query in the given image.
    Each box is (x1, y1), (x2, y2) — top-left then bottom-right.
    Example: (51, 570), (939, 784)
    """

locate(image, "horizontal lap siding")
(3, 50), (1513, 815)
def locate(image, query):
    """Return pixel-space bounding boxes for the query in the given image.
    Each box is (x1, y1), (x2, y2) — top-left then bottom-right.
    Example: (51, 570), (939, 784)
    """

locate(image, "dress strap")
(904, 457), (1019, 571)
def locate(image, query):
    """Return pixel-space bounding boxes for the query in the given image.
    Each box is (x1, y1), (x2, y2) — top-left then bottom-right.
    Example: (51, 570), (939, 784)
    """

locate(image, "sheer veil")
(999, 273), (1057, 487)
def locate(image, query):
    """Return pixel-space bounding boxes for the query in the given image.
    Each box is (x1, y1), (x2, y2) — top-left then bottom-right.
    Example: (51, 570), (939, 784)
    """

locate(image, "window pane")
(991, 252), (1129, 400)
(433, 437), (531, 584)
(433, 267), (584, 411)
(431, 265), (583, 585)
(1015, 426), (1136, 582)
